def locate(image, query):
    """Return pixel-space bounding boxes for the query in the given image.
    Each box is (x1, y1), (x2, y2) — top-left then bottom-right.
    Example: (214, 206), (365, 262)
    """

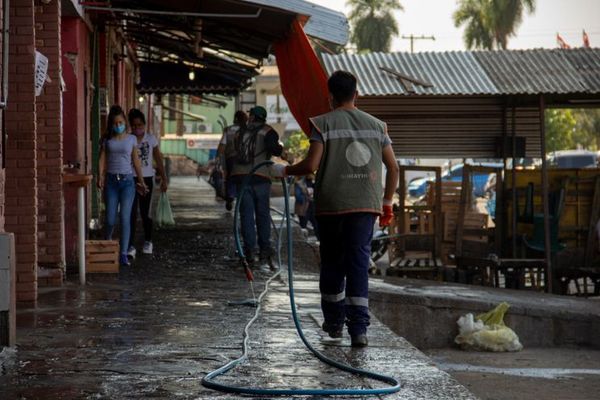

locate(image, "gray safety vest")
(231, 124), (273, 179)
(223, 125), (240, 159)
(310, 108), (387, 215)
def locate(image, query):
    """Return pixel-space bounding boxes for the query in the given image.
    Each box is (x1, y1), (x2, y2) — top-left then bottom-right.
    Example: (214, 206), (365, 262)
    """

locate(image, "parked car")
(407, 176), (434, 198)
(511, 157), (541, 170)
(548, 150), (599, 169)
(407, 162), (503, 199)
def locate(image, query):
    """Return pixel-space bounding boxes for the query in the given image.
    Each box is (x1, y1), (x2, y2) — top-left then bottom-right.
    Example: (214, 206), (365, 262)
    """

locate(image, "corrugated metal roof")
(322, 48), (600, 96)
(473, 49), (588, 94)
(245, 0), (349, 45)
(322, 52), (498, 96)
(560, 48), (600, 93)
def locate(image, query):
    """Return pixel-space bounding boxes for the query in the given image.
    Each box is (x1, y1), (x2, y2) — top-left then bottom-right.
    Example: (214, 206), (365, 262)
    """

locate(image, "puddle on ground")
(0, 347), (17, 375)
(437, 362), (600, 379)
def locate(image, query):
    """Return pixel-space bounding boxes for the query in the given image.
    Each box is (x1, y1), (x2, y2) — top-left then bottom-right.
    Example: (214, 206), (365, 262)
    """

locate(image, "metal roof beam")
(82, 4), (264, 19)
(380, 66), (433, 88)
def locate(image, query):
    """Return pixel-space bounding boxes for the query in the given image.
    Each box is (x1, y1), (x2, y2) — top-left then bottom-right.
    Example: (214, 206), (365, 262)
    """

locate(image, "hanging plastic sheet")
(273, 19), (330, 136)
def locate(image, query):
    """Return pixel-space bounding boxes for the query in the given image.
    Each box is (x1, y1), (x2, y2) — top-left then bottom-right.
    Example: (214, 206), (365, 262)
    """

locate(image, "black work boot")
(322, 322), (343, 339)
(351, 334), (368, 348)
(259, 250), (276, 272)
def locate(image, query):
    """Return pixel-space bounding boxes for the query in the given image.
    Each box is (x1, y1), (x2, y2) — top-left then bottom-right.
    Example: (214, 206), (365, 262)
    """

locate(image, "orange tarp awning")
(273, 20), (330, 135)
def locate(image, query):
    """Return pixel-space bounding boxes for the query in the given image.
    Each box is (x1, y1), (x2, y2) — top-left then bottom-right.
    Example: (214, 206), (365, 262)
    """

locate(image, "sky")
(310, 0), (600, 52)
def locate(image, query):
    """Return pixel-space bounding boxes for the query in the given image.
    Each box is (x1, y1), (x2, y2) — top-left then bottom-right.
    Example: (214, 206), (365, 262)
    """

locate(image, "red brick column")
(0, 5), (5, 233)
(5, 0), (37, 303)
(35, 0), (63, 287)
(0, 170), (4, 233)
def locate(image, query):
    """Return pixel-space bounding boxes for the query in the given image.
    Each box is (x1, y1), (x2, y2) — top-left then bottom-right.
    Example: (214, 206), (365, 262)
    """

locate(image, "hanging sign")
(35, 51), (49, 97)
(186, 136), (221, 150)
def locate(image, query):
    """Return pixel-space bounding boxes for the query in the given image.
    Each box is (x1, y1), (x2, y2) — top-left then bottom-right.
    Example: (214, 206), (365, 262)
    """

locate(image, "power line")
(401, 34), (436, 53)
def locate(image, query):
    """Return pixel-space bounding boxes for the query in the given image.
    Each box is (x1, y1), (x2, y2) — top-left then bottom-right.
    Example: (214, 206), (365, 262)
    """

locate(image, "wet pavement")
(0, 177), (475, 399)
(428, 348), (600, 400)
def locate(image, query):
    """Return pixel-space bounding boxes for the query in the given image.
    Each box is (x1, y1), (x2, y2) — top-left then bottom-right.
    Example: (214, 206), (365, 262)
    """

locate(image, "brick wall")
(5, 0), (37, 303)
(35, 0), (63, 285)
(0, 4), (5, 233)
(0, 168), (4, 233)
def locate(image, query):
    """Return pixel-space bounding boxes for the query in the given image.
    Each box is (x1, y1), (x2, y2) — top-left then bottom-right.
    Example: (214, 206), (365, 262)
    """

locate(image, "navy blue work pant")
(316, 212), (375, 336)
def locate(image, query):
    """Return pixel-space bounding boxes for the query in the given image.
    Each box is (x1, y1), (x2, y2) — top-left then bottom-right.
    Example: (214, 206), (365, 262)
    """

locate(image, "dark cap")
(249, 106), (267, 121)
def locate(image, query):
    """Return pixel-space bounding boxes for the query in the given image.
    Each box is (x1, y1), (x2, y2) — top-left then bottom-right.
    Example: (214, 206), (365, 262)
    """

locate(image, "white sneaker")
(258, 262), (271, 273)
(142, 241), (153, 255)
(127, 246), (136, 259)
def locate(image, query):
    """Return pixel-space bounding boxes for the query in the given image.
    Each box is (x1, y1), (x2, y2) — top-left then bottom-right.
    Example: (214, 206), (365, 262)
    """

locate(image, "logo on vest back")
(345, 141), (371, 167)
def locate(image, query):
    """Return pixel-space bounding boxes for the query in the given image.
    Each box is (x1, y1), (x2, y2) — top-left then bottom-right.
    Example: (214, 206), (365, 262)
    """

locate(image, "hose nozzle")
(242, 259), (254, 282)
(245, 266), (254, 282)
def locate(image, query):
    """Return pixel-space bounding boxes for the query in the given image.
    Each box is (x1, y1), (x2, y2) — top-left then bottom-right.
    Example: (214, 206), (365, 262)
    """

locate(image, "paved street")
(0, 177), (474, 399)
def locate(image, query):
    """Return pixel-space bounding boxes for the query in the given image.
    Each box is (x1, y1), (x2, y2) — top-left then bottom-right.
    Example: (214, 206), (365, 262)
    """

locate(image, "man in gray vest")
(272, 71), (399, 347)
(218, 110), (248, 210)
(231, 106), (283, 269)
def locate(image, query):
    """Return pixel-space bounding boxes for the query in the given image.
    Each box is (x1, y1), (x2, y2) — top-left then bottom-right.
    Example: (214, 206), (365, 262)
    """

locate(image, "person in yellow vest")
(231, 106), (283, 269)
(271, 71), (399, 347)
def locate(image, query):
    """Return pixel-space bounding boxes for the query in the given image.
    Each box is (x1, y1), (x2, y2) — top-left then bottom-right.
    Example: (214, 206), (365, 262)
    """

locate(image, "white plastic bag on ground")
(455, 302), (523, 352)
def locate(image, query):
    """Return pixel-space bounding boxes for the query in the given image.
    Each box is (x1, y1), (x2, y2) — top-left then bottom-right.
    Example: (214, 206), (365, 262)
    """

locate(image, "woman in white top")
(127, 108), (168, 257)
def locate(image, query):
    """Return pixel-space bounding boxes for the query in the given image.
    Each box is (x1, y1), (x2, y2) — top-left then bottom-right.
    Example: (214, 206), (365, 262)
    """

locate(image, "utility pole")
(401, 34), (436, 53)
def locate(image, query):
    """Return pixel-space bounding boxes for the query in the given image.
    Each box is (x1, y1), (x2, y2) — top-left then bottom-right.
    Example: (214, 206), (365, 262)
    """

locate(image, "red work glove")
(379, 199), (394, 227)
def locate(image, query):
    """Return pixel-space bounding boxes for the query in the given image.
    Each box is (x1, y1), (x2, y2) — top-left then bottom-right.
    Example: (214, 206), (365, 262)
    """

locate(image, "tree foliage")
(284, 130), (310, 162)
(545, 109), (600, 152)
(347, 0), (403, 53)
(453, 0), (536, 50)
(545, 109), (577, 153)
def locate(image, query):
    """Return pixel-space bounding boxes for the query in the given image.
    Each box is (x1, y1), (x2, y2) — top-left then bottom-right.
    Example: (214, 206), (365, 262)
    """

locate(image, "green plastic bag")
(156, 192), (175, 227)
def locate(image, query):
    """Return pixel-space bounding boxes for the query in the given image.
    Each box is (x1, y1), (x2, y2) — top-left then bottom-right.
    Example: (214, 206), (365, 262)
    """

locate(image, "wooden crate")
(443, 212), (489, 242)
(427, 181), (462, 207)
(86, 240), (119, 273)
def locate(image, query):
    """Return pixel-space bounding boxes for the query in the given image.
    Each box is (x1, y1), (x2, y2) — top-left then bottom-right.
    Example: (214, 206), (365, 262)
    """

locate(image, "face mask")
(113, 123), (126, 135)
(134, 128), (145, 137)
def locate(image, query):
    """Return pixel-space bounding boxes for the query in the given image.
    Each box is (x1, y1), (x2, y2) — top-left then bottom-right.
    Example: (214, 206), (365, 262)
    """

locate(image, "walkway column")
(35, 0), (64, 287)
(0, 1), (5, 233)
(4, 0), (38, 303)
(61, 17), (90, 265)
(539, 96), (552, 293)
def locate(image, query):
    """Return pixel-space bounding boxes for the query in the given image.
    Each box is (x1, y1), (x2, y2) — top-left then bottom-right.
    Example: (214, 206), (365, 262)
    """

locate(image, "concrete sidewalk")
(0, 177), (475, 399)
(368, 275), (600, 350)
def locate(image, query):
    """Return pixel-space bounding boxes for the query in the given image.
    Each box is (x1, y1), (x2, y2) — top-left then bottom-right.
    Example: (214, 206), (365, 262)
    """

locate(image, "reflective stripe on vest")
(310, 108), (386, 215)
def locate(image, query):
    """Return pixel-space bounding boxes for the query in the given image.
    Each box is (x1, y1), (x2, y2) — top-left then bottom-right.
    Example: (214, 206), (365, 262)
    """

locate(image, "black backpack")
(235, 125), (261, 165)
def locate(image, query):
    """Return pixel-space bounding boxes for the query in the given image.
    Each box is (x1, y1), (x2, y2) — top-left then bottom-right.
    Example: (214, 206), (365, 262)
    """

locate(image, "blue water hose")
(202, 161), (402, 396)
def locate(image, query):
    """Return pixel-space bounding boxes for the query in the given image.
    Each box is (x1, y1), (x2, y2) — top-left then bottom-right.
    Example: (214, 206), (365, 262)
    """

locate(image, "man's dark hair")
(128, 108), (146, 125)
(328, 70), (357, 104)
(234, 110), (248, 128)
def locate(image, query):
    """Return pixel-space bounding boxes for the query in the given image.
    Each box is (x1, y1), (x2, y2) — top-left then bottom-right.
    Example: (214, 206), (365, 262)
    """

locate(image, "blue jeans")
(105, 173), (136, 255)
(236, 177), (272, 257)
(317, 213), (375, 336)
